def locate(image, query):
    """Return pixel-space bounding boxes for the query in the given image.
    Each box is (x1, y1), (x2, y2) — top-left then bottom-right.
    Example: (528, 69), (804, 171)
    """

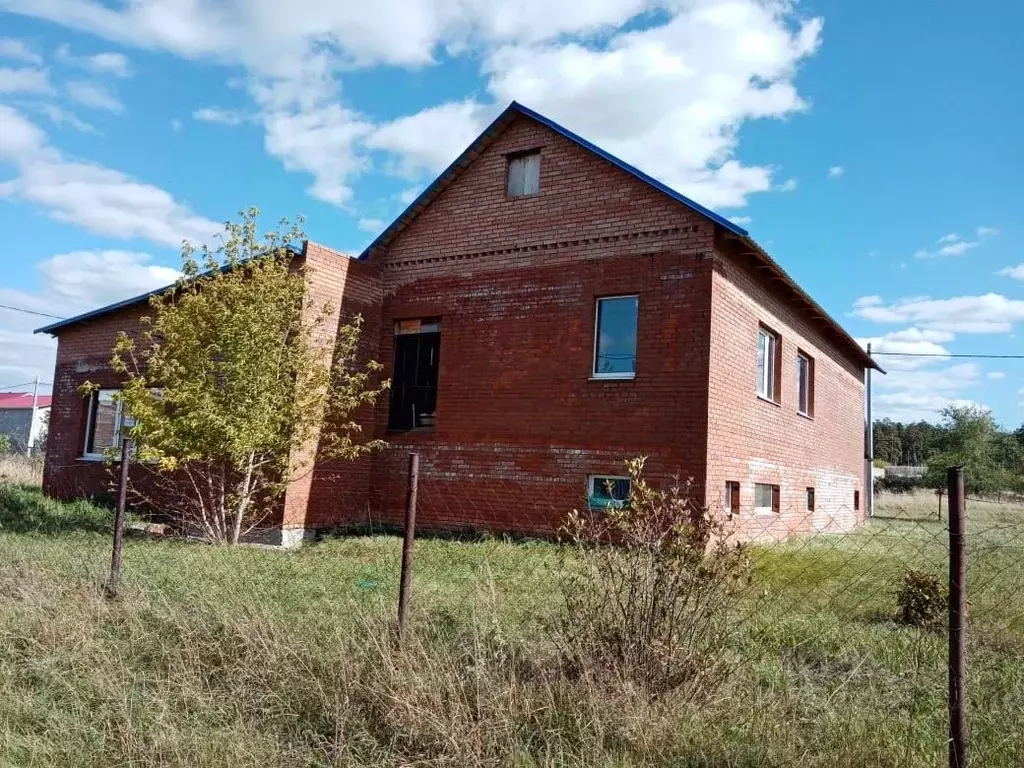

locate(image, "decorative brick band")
(383, 224), (699, 271)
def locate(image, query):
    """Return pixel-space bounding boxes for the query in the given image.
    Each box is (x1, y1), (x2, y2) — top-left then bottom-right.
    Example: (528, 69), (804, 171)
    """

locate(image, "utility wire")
(872, 352), (1024, 360)
(0, 303), (65, 320)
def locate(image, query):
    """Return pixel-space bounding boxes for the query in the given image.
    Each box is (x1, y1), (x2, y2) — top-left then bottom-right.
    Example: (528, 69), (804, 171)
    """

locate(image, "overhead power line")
(0, 303), (66, 320)
(872, 352), (1024, 360)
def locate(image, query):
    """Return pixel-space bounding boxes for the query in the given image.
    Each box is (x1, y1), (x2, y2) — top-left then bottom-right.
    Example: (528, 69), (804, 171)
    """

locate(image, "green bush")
(896, 570), (946, 628)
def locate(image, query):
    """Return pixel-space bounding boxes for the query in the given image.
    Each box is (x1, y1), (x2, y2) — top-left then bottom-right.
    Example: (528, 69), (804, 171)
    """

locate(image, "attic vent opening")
(507, 150), (540, 197)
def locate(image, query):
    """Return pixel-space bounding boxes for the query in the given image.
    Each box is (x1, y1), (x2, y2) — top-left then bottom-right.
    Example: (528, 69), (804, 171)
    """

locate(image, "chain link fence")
(0, 453), (1021, 766)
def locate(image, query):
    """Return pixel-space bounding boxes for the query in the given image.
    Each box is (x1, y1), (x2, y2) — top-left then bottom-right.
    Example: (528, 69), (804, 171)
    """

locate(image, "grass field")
(1, 471), (1022, 766)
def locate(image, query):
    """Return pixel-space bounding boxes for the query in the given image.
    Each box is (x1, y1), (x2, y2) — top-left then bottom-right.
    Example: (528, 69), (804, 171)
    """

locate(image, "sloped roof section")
(34, 242), (321, 336)
(359, 100), (879, 372)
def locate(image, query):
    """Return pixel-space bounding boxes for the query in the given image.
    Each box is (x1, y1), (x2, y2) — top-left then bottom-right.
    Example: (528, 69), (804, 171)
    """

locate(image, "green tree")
(93, 208), (387, 544)
(923, 404), (1012, 495)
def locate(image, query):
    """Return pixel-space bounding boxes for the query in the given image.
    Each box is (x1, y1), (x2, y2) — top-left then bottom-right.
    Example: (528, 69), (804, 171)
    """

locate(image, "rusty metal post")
(108, 437), (132, 595)
(397, 452), (419, 641)
(947, 465), (967, 768)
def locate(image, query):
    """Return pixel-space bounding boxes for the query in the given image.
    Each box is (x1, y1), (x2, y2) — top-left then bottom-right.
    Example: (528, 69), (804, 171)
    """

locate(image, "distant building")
(0, 393), (51, 453)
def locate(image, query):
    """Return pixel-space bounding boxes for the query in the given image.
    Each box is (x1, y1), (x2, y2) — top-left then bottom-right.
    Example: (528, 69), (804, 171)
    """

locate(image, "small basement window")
(588, 475), (631, 510)
(83, 388), (123, 458)
(806, 487), (815, 511)
(757, 325), (781, 401)
(725, 481), (740, 516)
(507, 150), (540, 197)
(593, 295), (639, 378)
(388, 318), (441, 431)
(854, 490), (860, 511)
(754, 482), (780, 515)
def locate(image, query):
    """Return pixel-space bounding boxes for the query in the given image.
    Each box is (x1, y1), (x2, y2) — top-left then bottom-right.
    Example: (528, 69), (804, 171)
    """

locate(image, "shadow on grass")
(0, 484), (112, 535)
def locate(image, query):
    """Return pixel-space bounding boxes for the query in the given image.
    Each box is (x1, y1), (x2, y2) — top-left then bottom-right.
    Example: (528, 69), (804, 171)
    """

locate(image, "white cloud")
(366, 100), (490, 178)
(988, 371), (1006, 381)
(193, 107), (251, 126)
(0, 66), (52, 94)
(0, 37), (42, 65)
(0, 0), (823, 211)
(997, 263), (1024, 281)
(874, 393), (986, 424)
(56, 44), (131, 76)
(827, 165), (843, 178)
(778, 178), (799, 192)
(170, 118), (182, 131)
(852, 293), (1024, 334)
(38, 103), (95, 132)
(0, 105), (220, 247)
(357, 217), (385, 233)
(0, 251), (179, 387)
(916, 228), (997, 259)
(730, 215), (752, 225)
(66, 79), (124, 112)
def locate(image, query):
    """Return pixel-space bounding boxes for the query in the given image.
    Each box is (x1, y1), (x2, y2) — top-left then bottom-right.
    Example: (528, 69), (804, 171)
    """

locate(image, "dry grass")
(0, 481), (1021, 766)
(0, 455), (43, 487)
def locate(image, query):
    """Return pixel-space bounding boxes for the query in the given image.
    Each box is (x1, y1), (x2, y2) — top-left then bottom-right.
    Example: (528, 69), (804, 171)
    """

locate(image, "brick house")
(37, 102), (880, 544)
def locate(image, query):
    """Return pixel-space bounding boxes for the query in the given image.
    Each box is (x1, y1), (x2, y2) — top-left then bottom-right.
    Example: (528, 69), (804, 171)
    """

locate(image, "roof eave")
(726, 231), (884, 373)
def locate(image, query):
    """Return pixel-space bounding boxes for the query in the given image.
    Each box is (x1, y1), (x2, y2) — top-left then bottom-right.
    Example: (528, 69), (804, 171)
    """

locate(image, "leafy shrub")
(896, 570), (946, 628)
(558, 457), (750, 695)
(0, 434), (10, 455)
(875, 474), (924, 494)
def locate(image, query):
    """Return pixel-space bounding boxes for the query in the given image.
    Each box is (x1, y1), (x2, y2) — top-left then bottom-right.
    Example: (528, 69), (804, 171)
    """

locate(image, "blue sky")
(0, 0), (1021, 426)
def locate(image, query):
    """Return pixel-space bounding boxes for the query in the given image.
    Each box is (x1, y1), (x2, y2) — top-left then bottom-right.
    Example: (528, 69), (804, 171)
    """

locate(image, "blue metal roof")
(358, 101), (748, 261)
(34, 245), (305, 336)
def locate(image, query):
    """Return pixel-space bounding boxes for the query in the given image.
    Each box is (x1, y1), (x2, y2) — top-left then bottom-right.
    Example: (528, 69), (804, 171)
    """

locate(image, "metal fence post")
(108, 437), (131, 595)
(947, 465), (967, 768)
(397, 452), (419, 641)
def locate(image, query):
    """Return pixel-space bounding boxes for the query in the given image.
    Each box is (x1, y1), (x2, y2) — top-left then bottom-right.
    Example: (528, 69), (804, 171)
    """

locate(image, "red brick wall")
(43, 304), (151, 501)
(351, 114), (717, 536)
(705, 235), (867, 539)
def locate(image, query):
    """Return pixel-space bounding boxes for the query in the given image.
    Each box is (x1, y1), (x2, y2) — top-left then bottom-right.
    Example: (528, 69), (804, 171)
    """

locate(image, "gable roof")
(358, 101), (880, 372)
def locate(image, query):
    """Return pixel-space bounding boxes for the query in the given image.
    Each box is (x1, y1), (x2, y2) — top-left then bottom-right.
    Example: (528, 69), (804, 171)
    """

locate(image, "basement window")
(388, 318), (441, 432)
(588, 475), (631, 511)
(507, 150), (540, 197)
(806, 487), (815, 511)
(593, 295), (638, 379)
(754, 482), (780, 515)
(83, 388), (123, 459)
(854, 490), (860, 511)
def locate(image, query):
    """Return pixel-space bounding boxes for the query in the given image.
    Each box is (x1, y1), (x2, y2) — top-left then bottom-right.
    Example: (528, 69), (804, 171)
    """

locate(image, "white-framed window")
(754, 482), (780, 515)
(797, 351), (814, 416)
(593, 295), (639, 379)
(757, 325), (780, 401)
(588, 475), (631, 510)
(83, 388), (124, 459)
(507, 150), (541, 197)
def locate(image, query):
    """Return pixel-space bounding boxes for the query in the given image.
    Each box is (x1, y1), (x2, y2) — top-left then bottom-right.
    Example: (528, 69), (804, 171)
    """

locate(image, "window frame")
(82, 388), (124, 461)
(754, 482), (780, 515)
(587, 475), (631, 510)
(506, 149), (541, 198)
(724, 481), (741, 516)
(756, 324), (781, 403)
(591, 294), (639, 381)
(797, 350), (815, 417)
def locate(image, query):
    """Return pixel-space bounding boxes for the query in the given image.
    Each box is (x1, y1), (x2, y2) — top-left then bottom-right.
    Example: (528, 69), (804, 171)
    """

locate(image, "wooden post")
(108, 437), (131, 595)
(947, 466), (967, 768)
(397, 452), (419, 641)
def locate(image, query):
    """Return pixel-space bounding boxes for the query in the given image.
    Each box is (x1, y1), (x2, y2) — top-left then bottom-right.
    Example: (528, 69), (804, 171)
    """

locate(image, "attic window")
(507, 150), (540, 197)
